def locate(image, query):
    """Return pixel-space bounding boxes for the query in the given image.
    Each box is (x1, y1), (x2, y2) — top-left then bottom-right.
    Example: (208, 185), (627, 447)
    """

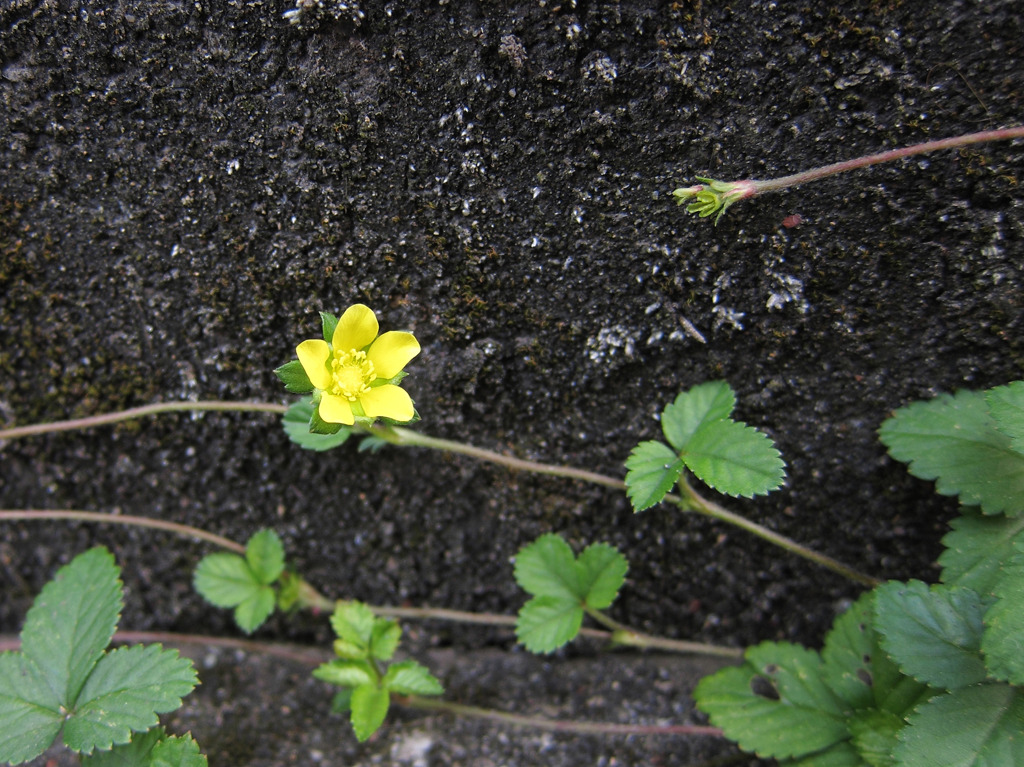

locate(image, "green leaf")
(879, 391), (1024, 516)
(309, 403), (345, 435)
(331, 688), (354, 714)
(282, 400), (351, 451)
(785, 741), (866, 766)
(274, 359), (314, 393)
(193, 553), (260, 608)
(695, 642), (848, 760)
(894, 684), (1024, 767)
(331, 602), (375, 650)
(313, 659), (374, 688)
(873, 580), (987, 689)
(848, 709), (902, 767)
(515, 596), (584, 654)
(987, 381), (1024, 455)
(382, 660), (444, 696)
(64, 644), (197, 754)
(660, 381), (736, 451)
(577, 543), (628, 610)
(245, 529), (285, 586)
(514, 533), (582, 601)
(939, 511), (1024, 595)
(624, 440), (685, 512)
(149, 733), (207, 767)
(981, 553), (1024, 684)
(369, 620), (402, 662)
(82, 727), (164, 767)
(21, 547), (123, 705)
(320, 311), (339, 344)
(683, 418), (786, 497)
(350, 684), (390, 742)
(233, 586), (276, 634)
(0, 653), (62, 764)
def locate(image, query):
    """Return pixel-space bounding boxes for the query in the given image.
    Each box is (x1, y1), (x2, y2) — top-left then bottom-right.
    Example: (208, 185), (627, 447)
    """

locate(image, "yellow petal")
(318, 393), (355, 425)
(359, 384), (414, 421)
(333, 304), (379, 352)
(296, 339), (332, 390)
(367, 331), (420, 379)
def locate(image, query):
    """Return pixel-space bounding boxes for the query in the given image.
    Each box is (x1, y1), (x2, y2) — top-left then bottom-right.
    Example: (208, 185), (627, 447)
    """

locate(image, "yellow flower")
(296, 304), (420, 425)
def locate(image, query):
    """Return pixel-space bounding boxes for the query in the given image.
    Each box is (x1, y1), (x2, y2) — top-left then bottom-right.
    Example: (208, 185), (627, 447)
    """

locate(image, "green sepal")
(309, 401), (345, 435)
(274, 360), (314, 393)
(320, 311), (339, 344)
(283, 400), (351, 450)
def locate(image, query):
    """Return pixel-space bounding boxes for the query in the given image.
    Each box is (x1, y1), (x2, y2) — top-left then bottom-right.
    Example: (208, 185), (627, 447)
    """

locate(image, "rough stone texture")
(1, 0), (1022, 764)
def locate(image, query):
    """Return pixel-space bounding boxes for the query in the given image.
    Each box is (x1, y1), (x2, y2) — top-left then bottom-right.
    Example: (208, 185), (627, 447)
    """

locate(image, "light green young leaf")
(577, 543), (628, 610)
(331, 602), (375, 649)
(313, 659), (374, 689)
(515, 596), (584, 654)
(282, 400), (352, 451)
(382, 660), (444, 696)
(233, 586), (276, 634)
(245, 529), (285, 586)
(695, 642), (848, 760)
(879, 391), (1024, 516)
(894, 684), (1024, 767)
(148, 733), (208, 767)
(274, 359), (314, 394)
(873, 581), (987, 689)
(939, 511), (1024, 595)
(370, 620), (402, 662)
(63, 644), (196, 754)
(683, 419), (786, 498)
(193, 553), (260, 608)
(981, 552), (1024, 685)
(660, 381), (736, 451)
(986, 381), (1024, 455)
(350, 683), (390, 742)
(624, 440), (685, 512)
(513, 533), (582, 601)
(81, 727), (165, 767)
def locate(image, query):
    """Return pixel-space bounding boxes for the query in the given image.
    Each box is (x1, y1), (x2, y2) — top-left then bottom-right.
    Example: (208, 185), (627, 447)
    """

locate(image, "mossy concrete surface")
(2, 0), (1022, 764)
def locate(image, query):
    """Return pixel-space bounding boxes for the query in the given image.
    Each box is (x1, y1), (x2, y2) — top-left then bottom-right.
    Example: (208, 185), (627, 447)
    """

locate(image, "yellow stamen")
(330, 350), (376, 401)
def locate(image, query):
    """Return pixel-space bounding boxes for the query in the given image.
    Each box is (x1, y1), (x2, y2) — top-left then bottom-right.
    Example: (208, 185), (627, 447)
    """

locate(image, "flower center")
(330, 349), (376, 401)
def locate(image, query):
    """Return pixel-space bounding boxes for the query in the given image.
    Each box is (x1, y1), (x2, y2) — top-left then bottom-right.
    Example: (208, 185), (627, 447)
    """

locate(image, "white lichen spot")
(766, 273), (808, 313)
(586, 325), (640, 362)
(225, 158), (239, 175)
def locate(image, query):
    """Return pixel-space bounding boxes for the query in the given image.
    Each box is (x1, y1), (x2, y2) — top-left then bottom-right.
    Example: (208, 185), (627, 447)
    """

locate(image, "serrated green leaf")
(149, 733), (207, 767)
(624, 440), (685, 512)
(350, 684), (389, 742)
(987, 381), (1024, 455)
(874, 581), (987, 689)
(516, 596), (584, 654)
(331, 601), (375, 649)
(274, 359), (314, 394)
(382, 660), (444, 696)
(939, 511), (1024, 595)
(370, 620), (402, 662)
(577, 543), (628, 610)
(282, 400), (351, 451)
(320, 311), (339, 344)
(683, 419), (786, 498)
(64, 644), (196, 754)
(82, 727), (164, 767)
(333, 639), (368, 660)
(660, 381), (736, 451)
(981, 553), (1024, 685)
(695, 642), (848, 760)
(514, 534), (582, 601)
(879, 391), (1024, 516)
(245, 529), (285, 586)
(848, 709), (902, 767)
(0, 653), (63, 764)
(22, 547), (123, 706)
(193, 553), (260, 608)
(313, 659), (374, 688)
(894, 684), (1024, 767)
(233, 586), (276, 634)
(785, 741), (866, 766)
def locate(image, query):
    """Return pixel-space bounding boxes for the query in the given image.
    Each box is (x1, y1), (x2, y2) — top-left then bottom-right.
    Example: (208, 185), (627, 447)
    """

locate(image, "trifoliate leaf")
(939, 511), (1024, 595)
(695, 642), (848, 760)
(894, 684), (1024, 767)
(683, 419), (786, 498)
(81, 727), (164, 767)
(873, 581), (987, 689)
(245, 529), (285, 586)
(624, 440), (685, 512)
(879, 391), (1024, 516)
(350, 683), (389, 742)
(63, 644), (197, 754)
(660, 381), (736, 451)
(233, 586), (276, 634)
(981, 552), (1024, 685)
(513, 533), (582, 601)
(274, 360), (314, 393)
(193, 553), (260, 608)
(370, 620), (402, 662)
(515, 596), (584, 654)
(282, 400), (351, 451)
(331, 601), (375, 649)
(313, 659), (374, 689)
(986, 381), (1024, 455)
(320, 311), (339, 344)
(382, 660), (444, 696)
(577, 543), (628, 610)
(148, 733), (207, 767)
